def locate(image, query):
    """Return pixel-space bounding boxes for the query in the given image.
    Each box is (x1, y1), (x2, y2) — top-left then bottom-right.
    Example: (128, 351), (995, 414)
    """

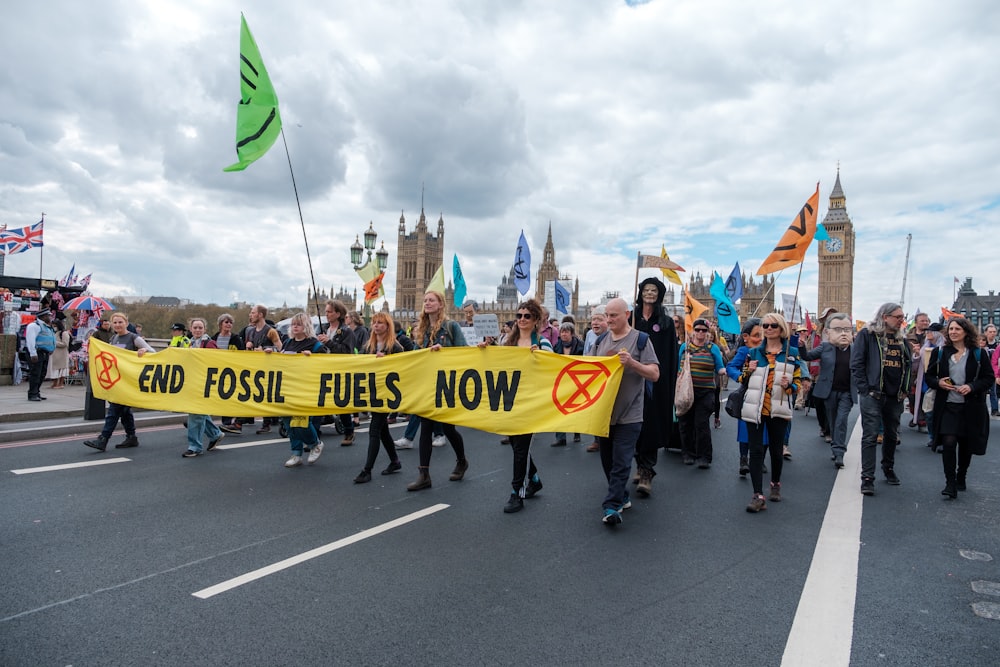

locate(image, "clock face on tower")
(825, 236), (844, 254)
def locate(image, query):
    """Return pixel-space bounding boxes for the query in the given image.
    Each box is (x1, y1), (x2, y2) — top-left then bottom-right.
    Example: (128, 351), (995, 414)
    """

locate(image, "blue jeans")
(101, 402), (136, 439)
(989, 385), (998, 414)
(599, 422), (641, 510)
(187, 414), (221, 452)
(859, 393), (904, 480)
(282, 416), (321, 455)
(824, 390), (853, 458)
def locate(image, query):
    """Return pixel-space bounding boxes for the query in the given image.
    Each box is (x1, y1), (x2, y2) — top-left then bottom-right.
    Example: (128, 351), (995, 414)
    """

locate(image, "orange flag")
(363, 272), (386, 304)
(757, 183), (821, 275)
(941, 306), (960, 321)
(684, 291), (710, 331)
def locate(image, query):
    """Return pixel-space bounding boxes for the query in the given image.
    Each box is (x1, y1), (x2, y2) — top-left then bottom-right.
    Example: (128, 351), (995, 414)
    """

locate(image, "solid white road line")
(781, 420), (864, 667)
(192, 503), (450, 599)
(10, 457), (132, 475)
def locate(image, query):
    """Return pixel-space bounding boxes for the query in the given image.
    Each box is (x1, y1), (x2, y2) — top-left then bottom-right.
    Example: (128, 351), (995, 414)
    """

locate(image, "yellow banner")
(87, 339), (625, 436)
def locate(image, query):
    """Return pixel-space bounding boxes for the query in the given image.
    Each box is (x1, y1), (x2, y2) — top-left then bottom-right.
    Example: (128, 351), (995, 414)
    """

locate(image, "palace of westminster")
(310, 171), (859, 328)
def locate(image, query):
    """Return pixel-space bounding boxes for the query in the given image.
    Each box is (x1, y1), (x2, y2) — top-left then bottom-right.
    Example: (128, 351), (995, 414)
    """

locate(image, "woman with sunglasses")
(677, 318), (726, 469)
(488, 299), (553, 512)
(740, 313), (801, 513)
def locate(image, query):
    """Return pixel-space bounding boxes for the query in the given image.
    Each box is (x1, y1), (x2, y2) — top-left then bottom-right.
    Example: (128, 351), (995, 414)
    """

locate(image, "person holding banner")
(490, 298), (553, 513)
(181, 318), (225, 458)
(593, 298), (660, 526)
(83, 313), (155, 452)
(353, 312), (404, 484)
(276, 313), (329, 468)
(407, 290), (470, 491)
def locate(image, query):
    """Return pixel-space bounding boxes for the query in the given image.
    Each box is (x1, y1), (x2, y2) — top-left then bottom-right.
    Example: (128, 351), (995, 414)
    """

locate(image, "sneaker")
(353, 470), (372, 484)
(746, 494), (767, 513)
(381, 460), (402, 475)
(738, 456), (750, 476)
(572, 434), (581, 443)
(860, 478), (875, 496)
(525, 477), (543, 498)
(682, 455), (696, 465)
(341, 433), (355, 446)
(619, 494), (632, 511)
(307, 441), (324, 464)
(432, 434), (447, 447)
(207, 433), (224, 451)
(833, 455), (844, 469)
(284, 455), (303, 468)
(696, 458), (711, 469)
(769, 482), (782, 502)
(551, 439), (567, 447)
(500, 437), (511, 445)
(782, 445), (792, 460)
(182, 449), (201, 458)
(504, 493), (524, 514)
(602, 508), (623, 525)
(884, 469), (901, 486)
(256, 424), (271, 434)
(220, 424), (242, 434)
(394, 437), (414, 450)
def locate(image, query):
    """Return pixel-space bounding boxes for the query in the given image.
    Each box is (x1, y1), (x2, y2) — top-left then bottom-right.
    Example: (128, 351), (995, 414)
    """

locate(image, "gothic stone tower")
(817, 168), (856, 318)
(395, 208), (445, 314)
(534, 222), (578, 316)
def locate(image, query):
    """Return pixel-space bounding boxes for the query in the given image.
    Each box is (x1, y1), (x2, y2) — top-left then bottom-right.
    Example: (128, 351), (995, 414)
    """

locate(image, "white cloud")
(1, 0), (998, 324)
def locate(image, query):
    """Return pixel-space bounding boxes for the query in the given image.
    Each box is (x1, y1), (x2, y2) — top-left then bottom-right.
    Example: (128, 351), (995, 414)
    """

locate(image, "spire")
(398, 210), (406, 234)
(830, 163), (845, 200)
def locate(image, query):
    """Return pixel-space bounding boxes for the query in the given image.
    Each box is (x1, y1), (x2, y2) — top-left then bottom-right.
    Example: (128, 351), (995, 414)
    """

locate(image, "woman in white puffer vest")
(739, 313), (801, 514)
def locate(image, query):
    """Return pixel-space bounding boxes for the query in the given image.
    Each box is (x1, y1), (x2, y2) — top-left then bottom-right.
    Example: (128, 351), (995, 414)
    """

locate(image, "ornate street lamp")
(350, 235), (364, 269)
(376, 241), (389, 271)
(350, 223), (389, 325)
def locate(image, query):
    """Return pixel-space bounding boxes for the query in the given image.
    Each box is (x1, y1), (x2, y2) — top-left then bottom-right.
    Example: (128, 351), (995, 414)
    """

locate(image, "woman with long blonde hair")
(407, 291), (470, 491)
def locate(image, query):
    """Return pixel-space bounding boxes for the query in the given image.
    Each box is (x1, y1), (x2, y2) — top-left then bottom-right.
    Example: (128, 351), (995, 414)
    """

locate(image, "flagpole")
(38, 212), (45, 282)
(632, 251), (641, 326)
(279, 129), (322, 321)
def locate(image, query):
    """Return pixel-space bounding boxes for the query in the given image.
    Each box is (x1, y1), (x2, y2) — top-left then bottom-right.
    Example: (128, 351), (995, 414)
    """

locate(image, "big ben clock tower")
(817, 167), (856, 318)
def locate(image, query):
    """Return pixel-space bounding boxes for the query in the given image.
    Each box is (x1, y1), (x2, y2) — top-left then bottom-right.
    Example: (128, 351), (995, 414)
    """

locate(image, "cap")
(692, 318), (709, 329)
(36, 308), (51, 318)
(928, 322), (943, 332)
(796, 324), (809, 332)
(818, 307), (836, 321)
(171, 322), (186, 331)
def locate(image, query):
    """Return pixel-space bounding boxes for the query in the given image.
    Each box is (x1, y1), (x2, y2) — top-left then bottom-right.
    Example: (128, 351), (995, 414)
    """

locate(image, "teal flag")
(710, 271), (741, 335)
(814, 222), (829, 241)
(224, 14), (283, 172)
(453, 254), (468, 308)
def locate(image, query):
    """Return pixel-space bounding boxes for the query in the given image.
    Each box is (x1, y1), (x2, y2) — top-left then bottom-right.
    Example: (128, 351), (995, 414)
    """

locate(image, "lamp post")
(350, 222), (389, 325)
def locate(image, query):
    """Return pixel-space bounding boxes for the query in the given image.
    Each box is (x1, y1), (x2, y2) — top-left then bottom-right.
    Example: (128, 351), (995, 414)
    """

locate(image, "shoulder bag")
(675, 348), (694, 416)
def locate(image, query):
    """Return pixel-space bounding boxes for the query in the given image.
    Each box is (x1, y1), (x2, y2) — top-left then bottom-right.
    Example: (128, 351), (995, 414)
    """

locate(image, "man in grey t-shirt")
(593, 298), (660, 525)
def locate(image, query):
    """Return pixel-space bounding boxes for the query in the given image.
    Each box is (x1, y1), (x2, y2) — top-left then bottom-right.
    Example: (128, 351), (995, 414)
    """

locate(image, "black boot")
(84, 434), (109, 452)
(115, 434), (139, 449)
(956, 469), (967, 491)
(941, 477), (957, 499)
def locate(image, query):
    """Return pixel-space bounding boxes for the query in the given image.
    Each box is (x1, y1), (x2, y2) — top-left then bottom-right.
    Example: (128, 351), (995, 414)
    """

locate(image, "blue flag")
(513, 231), (531, 296)
(710, 271), (741, 335)
(554, 280), (571, 316)
(453, 254), (468, 308)
(725, 262), (743, 303)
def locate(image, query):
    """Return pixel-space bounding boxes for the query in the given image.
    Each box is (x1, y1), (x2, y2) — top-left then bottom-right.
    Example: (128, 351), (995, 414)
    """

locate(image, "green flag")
(223, 14), (282, 172)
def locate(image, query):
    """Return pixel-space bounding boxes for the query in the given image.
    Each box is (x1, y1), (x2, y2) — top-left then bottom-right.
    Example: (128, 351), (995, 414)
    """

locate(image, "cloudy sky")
(2, 0), (998, 323)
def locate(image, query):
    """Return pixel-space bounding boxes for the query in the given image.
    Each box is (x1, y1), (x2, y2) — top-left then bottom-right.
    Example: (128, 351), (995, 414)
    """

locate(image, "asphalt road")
(2, 406), (999, 666)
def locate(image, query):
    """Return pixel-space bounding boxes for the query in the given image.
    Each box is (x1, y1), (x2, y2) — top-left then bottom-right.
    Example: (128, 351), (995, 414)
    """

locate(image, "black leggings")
(747, 416), (787, 494)
(363, 412), (398, 472)
(418, 420), (466, 468)
(509, 433), (537, 494)
(939, 434), (973, 481)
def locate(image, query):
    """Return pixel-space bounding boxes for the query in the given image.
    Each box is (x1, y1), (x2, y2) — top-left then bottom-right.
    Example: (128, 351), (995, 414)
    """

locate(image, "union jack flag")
(0, 220), (44, 255)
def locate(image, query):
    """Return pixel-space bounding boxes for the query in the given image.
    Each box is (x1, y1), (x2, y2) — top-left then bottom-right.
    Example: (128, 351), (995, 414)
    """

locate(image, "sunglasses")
(693, 328), (709, 333)
(515, 313), (534, 320)
(829, 327), (852, 334)
(761, 323), (782, 329)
